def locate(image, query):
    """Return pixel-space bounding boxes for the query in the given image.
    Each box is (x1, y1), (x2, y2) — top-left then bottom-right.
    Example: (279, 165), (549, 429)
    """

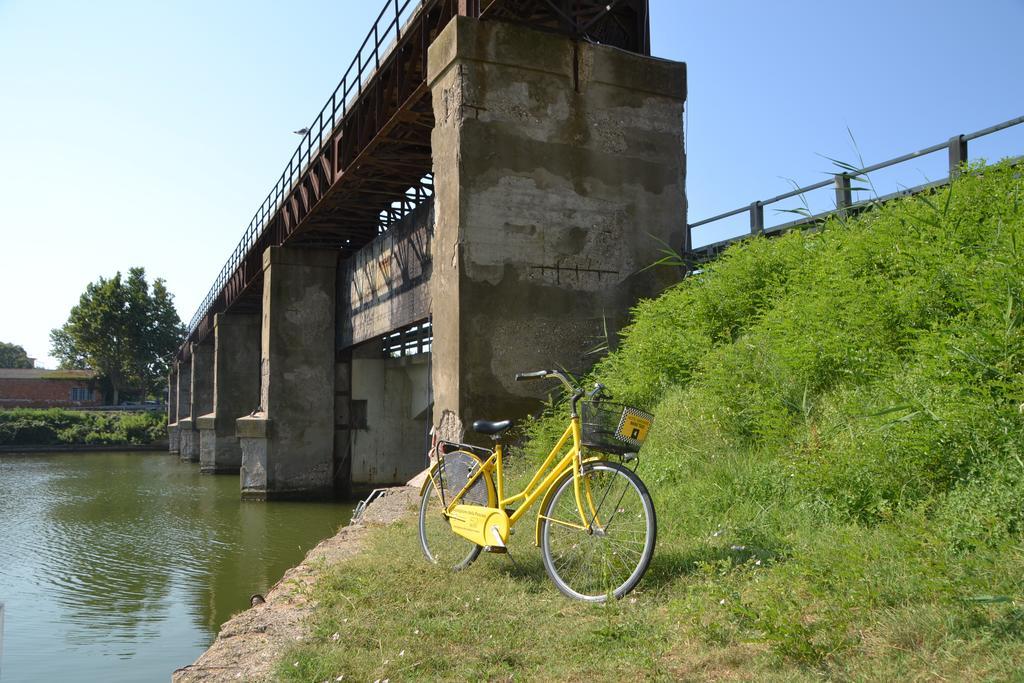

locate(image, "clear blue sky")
(1, 0), (1021, 367)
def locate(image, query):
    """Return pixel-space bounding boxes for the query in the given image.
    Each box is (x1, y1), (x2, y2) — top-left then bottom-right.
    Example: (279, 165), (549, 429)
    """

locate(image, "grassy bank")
(278, 160), (1024, 680)
(0, 408), (166, 447)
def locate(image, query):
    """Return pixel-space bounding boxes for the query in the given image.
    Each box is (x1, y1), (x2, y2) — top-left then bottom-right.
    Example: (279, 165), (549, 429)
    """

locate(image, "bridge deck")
(182, 0), (650, 358)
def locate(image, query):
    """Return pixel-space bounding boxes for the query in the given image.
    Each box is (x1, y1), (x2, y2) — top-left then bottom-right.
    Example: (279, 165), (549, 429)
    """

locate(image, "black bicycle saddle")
(472, 419), (512, 436)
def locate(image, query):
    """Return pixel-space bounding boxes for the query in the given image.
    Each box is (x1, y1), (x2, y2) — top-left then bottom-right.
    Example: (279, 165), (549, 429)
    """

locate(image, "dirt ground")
(172, 486), (419, 683)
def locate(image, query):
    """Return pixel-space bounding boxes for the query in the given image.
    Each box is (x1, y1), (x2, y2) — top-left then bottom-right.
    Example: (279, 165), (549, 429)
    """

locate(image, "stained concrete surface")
(427, 17), (686, 436)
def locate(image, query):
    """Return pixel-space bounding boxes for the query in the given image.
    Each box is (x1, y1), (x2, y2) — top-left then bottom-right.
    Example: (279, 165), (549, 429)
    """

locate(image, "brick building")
(0, 368), (102, 409)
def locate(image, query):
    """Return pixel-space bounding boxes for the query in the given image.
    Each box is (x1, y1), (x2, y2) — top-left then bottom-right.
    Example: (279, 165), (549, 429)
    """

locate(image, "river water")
(0, 451), (355, 682)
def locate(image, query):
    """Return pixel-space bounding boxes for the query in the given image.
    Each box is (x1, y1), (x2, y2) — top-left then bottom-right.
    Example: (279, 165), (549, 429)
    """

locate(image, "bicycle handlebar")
(514, 370), (550, 381)
(515, 369), (585, 415)
(515, 369), (577, 392)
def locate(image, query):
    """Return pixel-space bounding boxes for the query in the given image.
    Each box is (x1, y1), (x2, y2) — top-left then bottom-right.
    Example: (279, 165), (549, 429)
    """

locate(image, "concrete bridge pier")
(167, 367), (180, 453)
(427, 17), (687, 434)
(179, 340), (213, 463)
(197, 313), (260, 474)
(174, 360), (192, 457)
(237, 247), (338, 500)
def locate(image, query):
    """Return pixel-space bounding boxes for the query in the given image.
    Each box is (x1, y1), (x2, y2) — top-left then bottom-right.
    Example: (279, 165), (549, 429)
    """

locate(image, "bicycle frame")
(428, 415), (599, 545)
(419, 371), (656, 601)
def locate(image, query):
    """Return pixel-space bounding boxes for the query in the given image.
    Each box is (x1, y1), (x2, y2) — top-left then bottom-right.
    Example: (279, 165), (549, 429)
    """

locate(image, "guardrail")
(187, 0), (434, 335)
(687, 114), (1024, 261)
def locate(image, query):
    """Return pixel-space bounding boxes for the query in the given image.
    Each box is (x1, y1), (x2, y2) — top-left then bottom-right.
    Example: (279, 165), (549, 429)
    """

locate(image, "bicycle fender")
(533, 457), (604, 547)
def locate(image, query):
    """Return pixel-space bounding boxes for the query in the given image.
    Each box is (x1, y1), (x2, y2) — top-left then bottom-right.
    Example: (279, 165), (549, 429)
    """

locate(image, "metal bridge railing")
(688, 114), (1024, 260)
(187, 0), (434, 335)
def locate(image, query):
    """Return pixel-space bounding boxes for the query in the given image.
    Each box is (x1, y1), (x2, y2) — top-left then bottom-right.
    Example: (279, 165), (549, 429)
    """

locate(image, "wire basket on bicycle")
(580, 401), (654, 455)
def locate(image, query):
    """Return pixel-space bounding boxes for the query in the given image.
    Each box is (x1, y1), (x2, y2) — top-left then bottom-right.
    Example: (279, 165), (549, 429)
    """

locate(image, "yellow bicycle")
(418, 369), (656, 601)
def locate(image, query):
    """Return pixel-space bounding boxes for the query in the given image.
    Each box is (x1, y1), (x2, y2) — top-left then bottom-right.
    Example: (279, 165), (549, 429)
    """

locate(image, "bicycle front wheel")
(540, 460), (656, 601)
(418, 449), (494, 571)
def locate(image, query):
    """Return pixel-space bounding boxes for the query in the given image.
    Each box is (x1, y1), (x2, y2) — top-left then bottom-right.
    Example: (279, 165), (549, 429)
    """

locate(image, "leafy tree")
(0, 342), (33, 368)
(50, 268), (185, 403)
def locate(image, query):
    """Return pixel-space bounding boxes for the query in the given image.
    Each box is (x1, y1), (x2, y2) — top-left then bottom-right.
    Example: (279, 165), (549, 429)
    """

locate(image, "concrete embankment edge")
(172, 485), (419, 683)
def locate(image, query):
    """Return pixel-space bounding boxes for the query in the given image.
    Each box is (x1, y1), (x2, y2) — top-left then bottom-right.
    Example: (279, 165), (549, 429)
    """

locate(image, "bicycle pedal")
(484, 546), (507, 554)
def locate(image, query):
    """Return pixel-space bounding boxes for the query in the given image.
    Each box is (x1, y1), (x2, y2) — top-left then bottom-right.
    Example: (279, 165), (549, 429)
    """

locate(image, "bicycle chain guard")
(448, 505), (510, 547)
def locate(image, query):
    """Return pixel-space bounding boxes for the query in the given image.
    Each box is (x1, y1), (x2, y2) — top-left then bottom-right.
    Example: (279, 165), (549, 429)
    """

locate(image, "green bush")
(0, 408), (166, 446)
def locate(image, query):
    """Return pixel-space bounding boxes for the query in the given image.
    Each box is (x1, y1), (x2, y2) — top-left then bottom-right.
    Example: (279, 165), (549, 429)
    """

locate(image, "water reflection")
(0, 452), (354, 682)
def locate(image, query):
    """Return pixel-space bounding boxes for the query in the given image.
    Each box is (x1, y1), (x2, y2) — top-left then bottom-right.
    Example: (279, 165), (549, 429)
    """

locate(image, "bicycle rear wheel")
(418, 449), (494, 571)
(540, 460), (656, 601)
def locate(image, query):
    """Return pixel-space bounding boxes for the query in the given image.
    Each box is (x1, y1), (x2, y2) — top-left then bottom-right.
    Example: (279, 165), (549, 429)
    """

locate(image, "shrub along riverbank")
(278, 160), (1024, 680)
(0, 408), (166, 447)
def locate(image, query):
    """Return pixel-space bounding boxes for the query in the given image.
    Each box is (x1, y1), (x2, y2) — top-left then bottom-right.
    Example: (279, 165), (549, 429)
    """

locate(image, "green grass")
(278, 160), (1024, 681)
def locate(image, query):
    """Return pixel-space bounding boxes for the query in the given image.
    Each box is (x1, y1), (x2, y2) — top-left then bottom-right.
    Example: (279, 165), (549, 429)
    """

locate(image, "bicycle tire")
(539, 460), (656, 601)
(418, 449), (494, 571)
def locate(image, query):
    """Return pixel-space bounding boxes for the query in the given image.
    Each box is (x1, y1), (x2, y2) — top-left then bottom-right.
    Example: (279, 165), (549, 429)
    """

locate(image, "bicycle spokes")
(539, 462), (655, 601)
